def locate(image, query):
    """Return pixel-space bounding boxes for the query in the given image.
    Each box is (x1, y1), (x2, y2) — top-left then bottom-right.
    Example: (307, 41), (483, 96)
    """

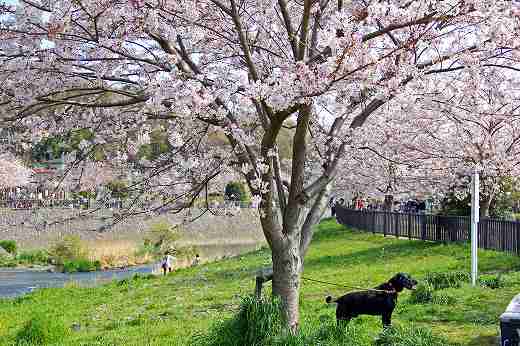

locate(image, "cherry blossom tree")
(1, 0), (520, 330)
(0, 153), (31, 188)
(402, 69), (520, 217)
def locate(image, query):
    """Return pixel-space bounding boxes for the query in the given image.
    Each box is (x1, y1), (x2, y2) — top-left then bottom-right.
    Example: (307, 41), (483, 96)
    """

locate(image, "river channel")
(0, 242), (263, 298)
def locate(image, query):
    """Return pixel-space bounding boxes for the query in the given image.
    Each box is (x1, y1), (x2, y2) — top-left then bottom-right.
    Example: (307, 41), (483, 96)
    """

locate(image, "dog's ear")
(390, 273), (405, 292)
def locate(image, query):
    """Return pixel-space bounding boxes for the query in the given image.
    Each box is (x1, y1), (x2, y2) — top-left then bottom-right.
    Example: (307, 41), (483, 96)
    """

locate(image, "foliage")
(16, 250), (51, 266)
(148, 221), (180, 253)
(106, 179), (129, 199)
(0, 240), (17, 254)
(31, 129), (95, 163)
(48, 235), (92, 272)
(424, 271), (470, 290)
(136, 128), (172, 161)
(14, 313), (68, 346)
(193, 296), (283, 346)
(479, 274), (505, 289)
(224, 181), (249, 202)
(49, 235), (88, 265)
(62, 259), (101, 273)
(440, 176), (520, 218)
(408, 283), (434, 304)
(440, 193), (470, 217)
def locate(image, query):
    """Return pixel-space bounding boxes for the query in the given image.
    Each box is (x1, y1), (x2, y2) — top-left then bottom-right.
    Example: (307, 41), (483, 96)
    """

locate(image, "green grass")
(0, 219), (519, 345)
(0, 249), (51, 268)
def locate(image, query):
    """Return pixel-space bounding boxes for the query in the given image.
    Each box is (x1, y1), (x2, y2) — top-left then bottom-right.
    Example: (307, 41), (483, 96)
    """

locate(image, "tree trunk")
(480, 197), (492, 218)
(271, 234), (302, 334)
(384, 194), (394, 211)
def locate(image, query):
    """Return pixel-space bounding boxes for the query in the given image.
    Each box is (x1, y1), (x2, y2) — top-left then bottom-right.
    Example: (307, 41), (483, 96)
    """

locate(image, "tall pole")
(471, 167), (480, 286)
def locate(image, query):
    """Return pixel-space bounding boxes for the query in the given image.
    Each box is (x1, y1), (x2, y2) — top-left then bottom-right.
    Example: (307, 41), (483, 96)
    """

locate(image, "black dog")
(325, 273), (417, 327)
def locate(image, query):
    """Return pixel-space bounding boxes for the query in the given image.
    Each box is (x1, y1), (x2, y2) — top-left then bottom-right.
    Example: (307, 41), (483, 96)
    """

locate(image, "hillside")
(1, 219), (519, 345)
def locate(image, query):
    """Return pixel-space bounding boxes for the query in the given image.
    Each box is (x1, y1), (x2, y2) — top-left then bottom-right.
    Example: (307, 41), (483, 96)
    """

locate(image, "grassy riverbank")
(1, 219), (519, 345)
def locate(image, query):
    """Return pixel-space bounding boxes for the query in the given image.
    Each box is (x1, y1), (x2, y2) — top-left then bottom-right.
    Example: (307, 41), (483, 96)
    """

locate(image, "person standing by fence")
(329, 196), (336, 217)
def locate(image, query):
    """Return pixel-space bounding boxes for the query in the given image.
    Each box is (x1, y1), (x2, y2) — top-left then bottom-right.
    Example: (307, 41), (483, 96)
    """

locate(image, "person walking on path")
(192, 254), (201, 267)
(161, 250), (176, 275)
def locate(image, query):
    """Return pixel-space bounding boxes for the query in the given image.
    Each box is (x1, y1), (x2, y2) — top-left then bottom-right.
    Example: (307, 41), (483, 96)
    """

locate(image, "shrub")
(63, 259), (101, 273)
(148, 221), (180, 253)
(409, 283), (434, 304)
(431, 291), (458, 305)
(375, 325), (456, 346)
(479, 274), (504, 289)
(0, 240), (17, 254)
(16, 250), (50, 265)
(425, 271), (469, 290)
(49, 235), (88, 265)
(193, 296), (283, 346)
(15, 313), (68, 345)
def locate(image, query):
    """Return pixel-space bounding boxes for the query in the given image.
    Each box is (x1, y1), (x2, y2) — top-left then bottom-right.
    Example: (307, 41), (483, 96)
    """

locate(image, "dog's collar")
(386, 282), (397, 294)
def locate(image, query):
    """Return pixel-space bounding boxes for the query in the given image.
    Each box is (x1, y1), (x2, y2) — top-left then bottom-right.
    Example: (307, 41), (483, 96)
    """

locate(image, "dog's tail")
(325, 296), (334, 304)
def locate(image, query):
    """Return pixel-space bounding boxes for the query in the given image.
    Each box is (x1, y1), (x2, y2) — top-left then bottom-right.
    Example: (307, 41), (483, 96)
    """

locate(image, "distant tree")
(225, 181), (249, 202)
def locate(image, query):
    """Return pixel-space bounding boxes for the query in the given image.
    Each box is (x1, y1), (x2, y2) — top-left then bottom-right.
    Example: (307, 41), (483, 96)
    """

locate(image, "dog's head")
(389, 273), (417, 292)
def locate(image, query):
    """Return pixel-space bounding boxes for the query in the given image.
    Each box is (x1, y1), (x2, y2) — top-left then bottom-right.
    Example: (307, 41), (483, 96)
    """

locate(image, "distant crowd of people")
(329, 196), (432, 215)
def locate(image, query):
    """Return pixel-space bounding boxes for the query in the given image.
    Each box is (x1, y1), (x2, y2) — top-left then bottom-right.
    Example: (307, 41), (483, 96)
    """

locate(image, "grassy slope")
(1, 219), (519, 345)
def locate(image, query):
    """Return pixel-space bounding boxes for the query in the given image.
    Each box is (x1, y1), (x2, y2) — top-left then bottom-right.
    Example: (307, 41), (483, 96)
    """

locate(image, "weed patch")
(425, 271), (470, 290)
(15, 313), (68, 345)
(0, 240), (17, 254)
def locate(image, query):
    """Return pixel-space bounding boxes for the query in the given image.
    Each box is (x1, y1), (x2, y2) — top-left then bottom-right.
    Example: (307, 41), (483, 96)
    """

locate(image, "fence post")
(255, 268), (273, 300)
(407, 213), (412, 240)
(436, 217), (442, 242)
(372, 211), (376, 234)
(395, 213), (399, 238)
(501, 221), (506, 252)
(517, 222), (520, 256)
(383, 212), (387, 237)
(421, 214), (426, 240)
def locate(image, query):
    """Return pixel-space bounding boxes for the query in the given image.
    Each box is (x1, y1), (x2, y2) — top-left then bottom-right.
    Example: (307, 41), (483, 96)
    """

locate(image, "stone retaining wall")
(0, 208), (264, 249)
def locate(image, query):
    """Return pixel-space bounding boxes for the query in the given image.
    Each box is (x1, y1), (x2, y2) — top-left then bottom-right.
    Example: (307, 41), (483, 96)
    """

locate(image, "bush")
(149, 221), (180, 253)
(16, 250), (50, 265)
(50, 235), (88, 265)
(431, 291), (458, 305)
(63, 259), (101, 273)
(479, 274), (505, 289)
(193, 296), (283, 346)
(0, 240), (17, 254)
(425, 271), (469, 290)
(409, 283), (434, 304)
(15, 313), (68, 345)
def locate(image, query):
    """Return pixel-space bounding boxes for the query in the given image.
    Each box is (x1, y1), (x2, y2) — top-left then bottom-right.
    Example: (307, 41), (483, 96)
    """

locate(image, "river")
(0, 242), (263, 298)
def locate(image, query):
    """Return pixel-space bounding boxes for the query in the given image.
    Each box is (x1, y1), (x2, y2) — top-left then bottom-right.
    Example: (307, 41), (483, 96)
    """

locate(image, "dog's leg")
(381, 313), (392, 327)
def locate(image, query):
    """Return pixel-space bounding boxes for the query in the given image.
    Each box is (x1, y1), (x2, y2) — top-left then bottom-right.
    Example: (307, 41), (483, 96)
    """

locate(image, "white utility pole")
(471, 167), (480, 286)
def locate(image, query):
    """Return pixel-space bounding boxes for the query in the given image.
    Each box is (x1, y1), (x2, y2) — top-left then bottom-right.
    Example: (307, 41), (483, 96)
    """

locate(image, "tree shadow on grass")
(307, 226), (520, 274)
(304, 237), (444, 271)
(466, 335), (499, 346)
